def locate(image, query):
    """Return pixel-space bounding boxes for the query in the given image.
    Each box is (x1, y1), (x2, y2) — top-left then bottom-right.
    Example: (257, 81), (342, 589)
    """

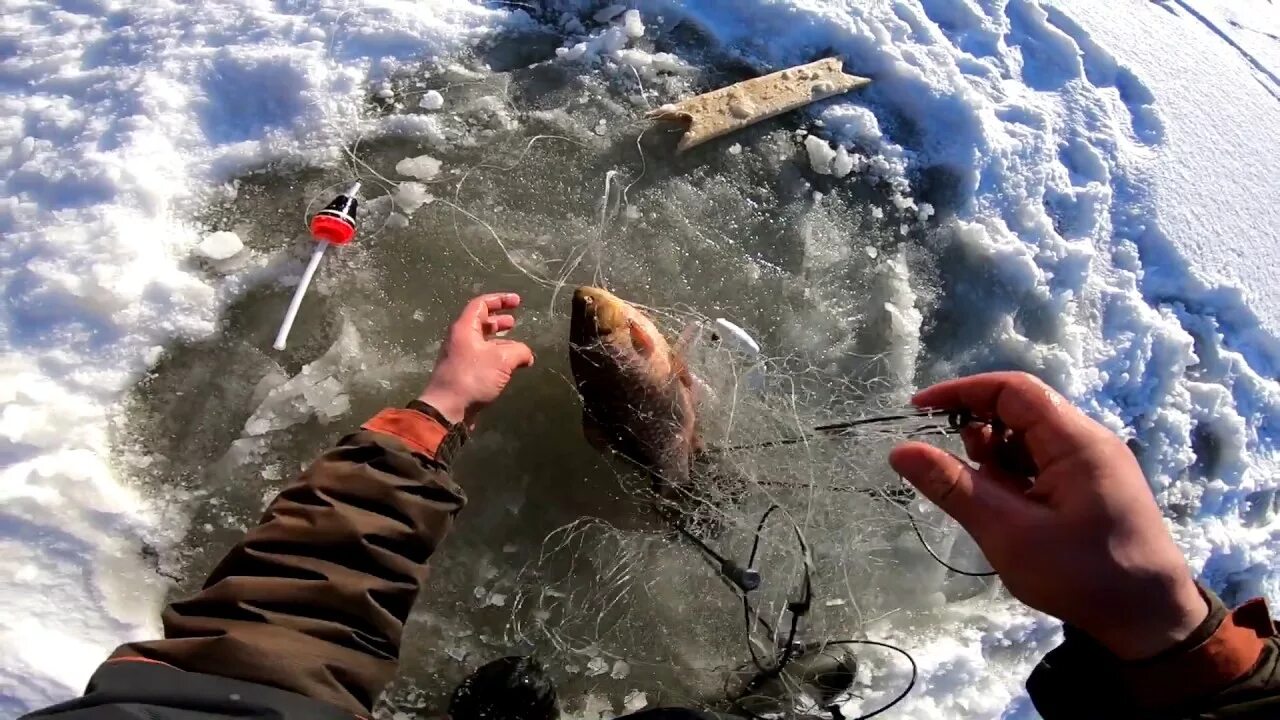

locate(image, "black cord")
(905, 507), (997, 577)
(818, 640), (918, 720)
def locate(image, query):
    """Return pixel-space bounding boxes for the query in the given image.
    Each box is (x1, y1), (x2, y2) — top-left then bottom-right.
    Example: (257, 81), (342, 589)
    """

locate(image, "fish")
(568, 286), (699, 499)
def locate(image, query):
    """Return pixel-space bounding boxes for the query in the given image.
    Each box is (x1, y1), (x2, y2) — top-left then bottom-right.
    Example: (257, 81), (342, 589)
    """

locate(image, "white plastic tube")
(273, 241), (329, 351)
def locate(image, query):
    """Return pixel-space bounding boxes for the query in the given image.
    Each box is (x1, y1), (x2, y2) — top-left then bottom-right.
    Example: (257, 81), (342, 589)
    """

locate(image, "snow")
(3, 0), (1280, 719)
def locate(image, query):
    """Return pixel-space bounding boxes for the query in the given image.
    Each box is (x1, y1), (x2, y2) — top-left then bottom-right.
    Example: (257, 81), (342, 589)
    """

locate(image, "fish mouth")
(570, 286), (626, 343)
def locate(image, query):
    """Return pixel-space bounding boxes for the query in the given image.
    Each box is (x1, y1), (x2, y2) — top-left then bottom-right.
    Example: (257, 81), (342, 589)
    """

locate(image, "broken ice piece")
(585, 657), (609, 677)
(620, 9), (644, 38)
(485, 593), (508, 607)
(446, 647), (468, 663)
(473, 586), (487, 599)
(727, 143), (742, 155)
(420, 90), (445, 110)
(412, 309), (426, 322)
(623, 691), (648, 713)
(865, 246), (879, 259)
(395, 154), (443, 181)
(610, 660), (630, 679)
(195, 231), (244, 260)
(824, 598), (848, 607)
(394, 181), (435, 214)
(647, 58), (870, 152)
(565, 664), (581, 674)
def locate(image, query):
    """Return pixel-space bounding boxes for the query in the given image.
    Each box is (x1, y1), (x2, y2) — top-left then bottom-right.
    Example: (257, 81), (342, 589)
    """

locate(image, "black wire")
(905, 507), (997, 577)
(817, 639), (918, 720)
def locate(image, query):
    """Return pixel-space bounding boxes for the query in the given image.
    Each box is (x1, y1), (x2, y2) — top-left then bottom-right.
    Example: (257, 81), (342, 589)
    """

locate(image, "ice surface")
(5, 0), (1280, 718)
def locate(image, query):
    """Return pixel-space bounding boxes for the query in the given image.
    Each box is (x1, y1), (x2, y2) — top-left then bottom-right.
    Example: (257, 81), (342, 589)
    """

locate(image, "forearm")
(114, 409), (465, 716)
(1028, 585), (1280, 719)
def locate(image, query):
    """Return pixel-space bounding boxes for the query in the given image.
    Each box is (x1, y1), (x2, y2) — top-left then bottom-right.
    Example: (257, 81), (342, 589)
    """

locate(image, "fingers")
(458, 292), (522, 333)
(495, 339), (535, 370)
(484, 313), (517, 336)
(913, 372), (1107, 471)
(889, 441), (1021, 538)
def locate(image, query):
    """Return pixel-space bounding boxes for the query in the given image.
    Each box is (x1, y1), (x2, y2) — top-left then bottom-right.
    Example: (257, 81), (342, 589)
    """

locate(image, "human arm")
(25, 293), (534, 719)
(890, 372), (1280, 719)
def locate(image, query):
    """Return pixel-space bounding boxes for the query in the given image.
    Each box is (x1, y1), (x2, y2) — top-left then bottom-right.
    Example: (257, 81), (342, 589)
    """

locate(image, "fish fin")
(628, 319), (655, 357)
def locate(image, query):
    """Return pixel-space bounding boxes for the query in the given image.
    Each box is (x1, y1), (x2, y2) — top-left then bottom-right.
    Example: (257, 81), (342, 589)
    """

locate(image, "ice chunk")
(623, 691), (648, 713)
(621, 9), (644, 39)
(593, 4), (625, 23)
(394, 181), (435, 214)
(195, 231), (244, 260)
(831, 146), (855, 177)
(419, 90), (444, 111)
(727, 143), (742, 155)
(585, 656), (609, 676)
(396, 154), (443, 180)
(610, 660), (630, 679)
(485, 592), (507, 607)
(804, 135), (837, 175)
(446, 647), (468, 663)
(242, 322), (361, 436)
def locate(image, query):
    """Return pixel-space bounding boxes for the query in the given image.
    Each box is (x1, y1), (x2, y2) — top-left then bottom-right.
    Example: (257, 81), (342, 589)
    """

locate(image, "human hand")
(418, 293), (535, 426)
(889, 372), (1207, 660)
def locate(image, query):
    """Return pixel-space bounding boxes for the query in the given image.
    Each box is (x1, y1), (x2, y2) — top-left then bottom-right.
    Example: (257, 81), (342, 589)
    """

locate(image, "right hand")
(417, 293), (535, 426)
(889, 372), (1207, 660)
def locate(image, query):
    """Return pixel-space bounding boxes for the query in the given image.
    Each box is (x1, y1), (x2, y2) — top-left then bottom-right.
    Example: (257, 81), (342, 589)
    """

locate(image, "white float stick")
(272, 182), (362, 351)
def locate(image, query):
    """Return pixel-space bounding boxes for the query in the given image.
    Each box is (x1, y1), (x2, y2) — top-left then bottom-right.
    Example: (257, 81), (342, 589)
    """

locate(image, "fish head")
(570, 285), (675, 379)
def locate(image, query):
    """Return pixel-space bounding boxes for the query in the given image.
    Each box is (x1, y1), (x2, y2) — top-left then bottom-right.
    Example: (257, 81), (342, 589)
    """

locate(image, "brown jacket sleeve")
(1028, 585), (1280, 719)
(113, 407), (465, 717)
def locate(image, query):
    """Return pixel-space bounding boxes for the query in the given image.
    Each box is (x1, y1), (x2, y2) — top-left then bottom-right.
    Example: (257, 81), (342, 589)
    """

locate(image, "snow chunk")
(623, 691), (648, 714)
(395, 154), (443, 180)
(394, 182), (435, 214)
(585, 656), (609, 676)
(621, 9), (645, 39)
(610, 659), (630, 679)
(195, 231), (244, 261)
(419, 90), (444, 111)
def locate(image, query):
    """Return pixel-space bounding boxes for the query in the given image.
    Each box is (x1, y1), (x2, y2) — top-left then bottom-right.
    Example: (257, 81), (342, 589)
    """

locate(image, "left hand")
(418, 293), (535, 426)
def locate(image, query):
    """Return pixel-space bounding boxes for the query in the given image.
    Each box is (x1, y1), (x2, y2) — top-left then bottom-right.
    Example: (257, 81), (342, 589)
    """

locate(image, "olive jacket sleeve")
(1028, 584), (1280, 719)
(25, 406), (462, 719)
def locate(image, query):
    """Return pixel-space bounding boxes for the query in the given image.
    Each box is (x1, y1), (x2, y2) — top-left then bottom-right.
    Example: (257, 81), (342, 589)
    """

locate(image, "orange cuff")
(1127, 596), (1275, 708)
(362, 408), (448, 460)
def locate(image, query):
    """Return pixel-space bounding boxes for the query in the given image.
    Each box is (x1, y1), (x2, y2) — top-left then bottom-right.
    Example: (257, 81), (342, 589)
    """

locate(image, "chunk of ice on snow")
(593, 4), (625, 23)
(620, 9), (644, 39)
(394, 181), (435, 214)
(396, 154), (443, 180)
(419, 90), (445, 110)
(623, 691), (648, 713)
(804, 135), (837, 175)
(195, 231), (244, 260)
(585, 656), (609, 676)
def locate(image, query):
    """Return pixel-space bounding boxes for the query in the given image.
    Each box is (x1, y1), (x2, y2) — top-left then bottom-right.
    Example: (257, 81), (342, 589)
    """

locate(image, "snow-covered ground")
(2, 0), (1279, 718)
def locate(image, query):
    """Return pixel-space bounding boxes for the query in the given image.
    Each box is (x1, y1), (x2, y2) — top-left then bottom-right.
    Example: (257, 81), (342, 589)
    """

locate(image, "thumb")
(889, 441), (1016, 540)
(495, 339), (535, 370)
